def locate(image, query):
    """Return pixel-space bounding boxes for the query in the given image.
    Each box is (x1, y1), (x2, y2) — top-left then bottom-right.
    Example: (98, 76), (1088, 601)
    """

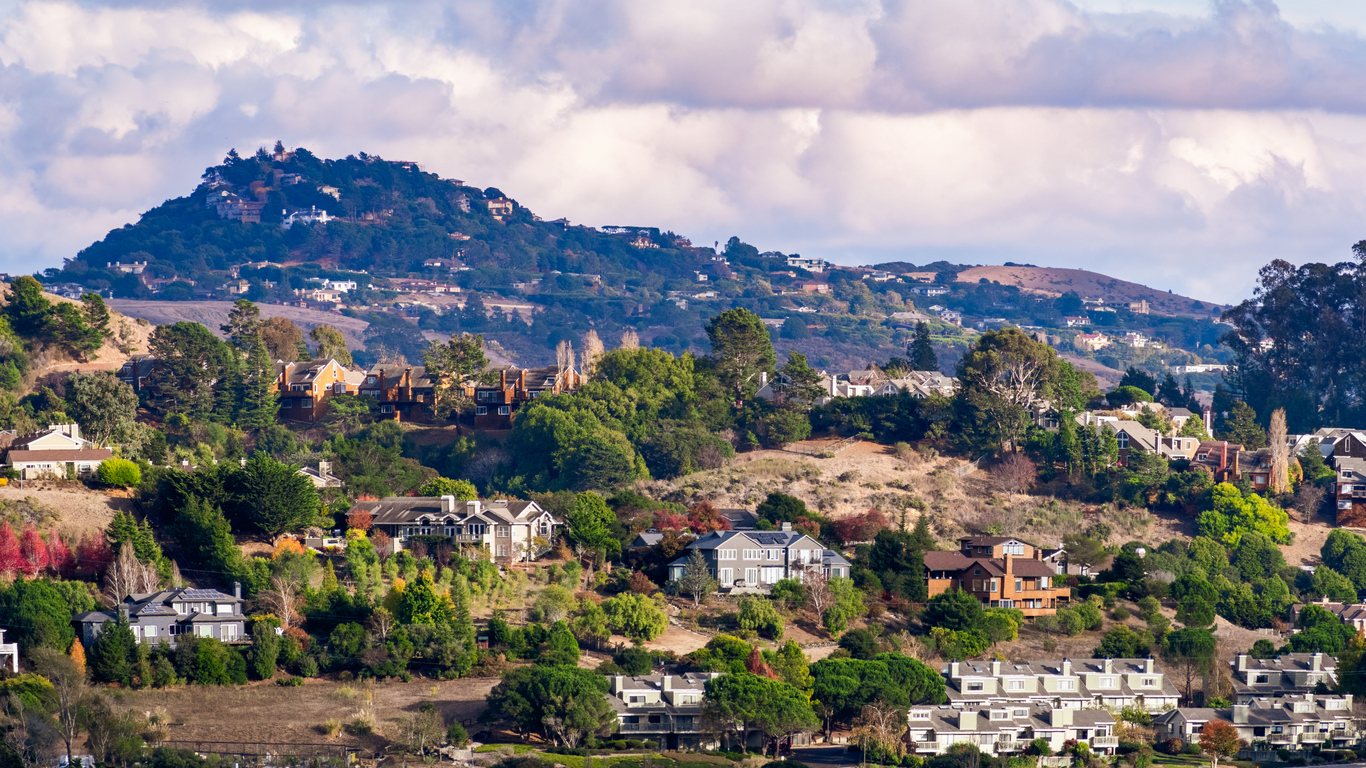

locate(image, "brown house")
(923, 536), (1072, 617)
(358, 365), (436, 422)
(1191, 440), (1244, 483)
(274, 359), (352, 422)
(467, 364), (581, 429)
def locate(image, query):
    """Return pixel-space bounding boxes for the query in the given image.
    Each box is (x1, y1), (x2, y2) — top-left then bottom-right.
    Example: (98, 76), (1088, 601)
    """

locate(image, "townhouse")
(467, 364), (581, 430)
(275, 358), (352, 421)
(358, 364), (437, 422)
(351, 496), (562, 562)
(666, 527), (851, 591)
(923, 537), (1072, 617)
(1230, 653), (1336, 701)
(907, 704), (1117, 757)
(941, 658), (1179, 712)
(1154, 694), (1358, 753)
(1291, 598), (1366, 633)
(603, 673), (802, 751)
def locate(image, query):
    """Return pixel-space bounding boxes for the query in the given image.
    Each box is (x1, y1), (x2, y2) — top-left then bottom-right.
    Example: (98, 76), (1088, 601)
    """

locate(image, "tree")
(423, 333), (489, 421)
(0, 576), (76, 653)
(954, 328), (1059, 451)
(1268, 407), (1290, 495)
(97, 458), (141, 488)
(924, 589), (984, 633)
(1117, 367), (1158, 397)
(1223, 401), (1266, 450)
(416, 477), (477, 499)
(485, 666), (614, 746)
(30, 648), (87, 764)
(703, 672), (819, 753)
(248, 620), (279, 680)
(678, 550), (718, 610)
(1163, 627), (1216, 702)
(221, 300), (261, 351)
(4, 276), (50, 337)
(776, 352), (824, 407)
(89, 612), (136, 685)
(605, 593), (667, 641)
(1197, 483), (1290, 547)
(259, 316), (305, 362)
(911, 322), (938, 371)
(1199, 720), (1243, 768)
(230, 454), (321, 535)
(705, 308), (776, 404)
(308, 325), (353, 366)
(581, 330), (605, 378)
(567, 492), (620, 557)
(1107, 385), (1153, 407)
(147, 322), (227, 417)
(738, 596), (785, 640)
(237, 334), (278, 429)
(63, 373), (138, 446)
(1093, 626), (1151, 658)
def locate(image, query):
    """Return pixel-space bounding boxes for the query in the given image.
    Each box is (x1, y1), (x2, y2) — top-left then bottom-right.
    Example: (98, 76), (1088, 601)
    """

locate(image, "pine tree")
(911, 322), (938, 371)
(449, 575), (477, 673)
(321, 560), (340, 593)
(237, 334), (279, 429)
(90, 613), (136, 685)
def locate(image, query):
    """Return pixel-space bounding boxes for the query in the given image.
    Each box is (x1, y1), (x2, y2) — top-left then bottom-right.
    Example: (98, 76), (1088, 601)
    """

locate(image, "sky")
(4, 1), (1366, 302)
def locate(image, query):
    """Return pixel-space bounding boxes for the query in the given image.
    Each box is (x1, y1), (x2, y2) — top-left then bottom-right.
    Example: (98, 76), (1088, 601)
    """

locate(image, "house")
(717, 508), (759, 530)
(73, 585), (247, 647)
(628, 531), (665, 549)
(667, 527), (848, 591)
(922, 537), (1071, 617)
(1154, 694), (1357, 753)
(1074, 332), (1110, 351)
(226, 279), (251, 295)
(876, 371), (958, 399)
(1291, 598), (1366, 633)
(1230, 653), (1336, 701)
(353, 496), (561, 562)
(937, 309), (963, 325)
(633, 236), (660, 249)
(1171, 364), (1229, 375)
(1192, 440), (1244, 483)
(908, 703), (1117, 757)
(608, 673), (712, 750)
(275, 359), (352, 421)
(792, 281), (830, 295)
(358, 365), (437, 422)
(467, 364), (581, 429)
(486, 198), (515, 219)
(107, 261), (147, 275)
(118, 356), (158, 395)
(912, 285), (950, 296)
(282, 206), (333, 229)
(786, 256), (828, 273)
(1063, 316), (1090, 327)
(1121, 331), (1149, 347)
(320, 279), (357, 292)
(297, 461), (343, 489)
(1236, 448), (1275, 493)
(5, 424), (112, 479)
(941, 657), (1179, 712)
(1334, 457), (1366, 526)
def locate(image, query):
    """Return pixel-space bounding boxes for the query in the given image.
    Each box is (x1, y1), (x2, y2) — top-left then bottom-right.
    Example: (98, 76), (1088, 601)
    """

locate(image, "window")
(1040, 576), (1050, 589)
(1141, 678), (1155, 687)
(990, 579), (999, 593)
(281, 400), (293, 409)
(628, 695), (645, 705)
(1003, 543), (1024, 555)
(366, 376), (377, 384)
(972, 580), (981, 591)
(766, 549), (780, 561)
(1014, 709), (1028, 718)
(497, 525), (510, 537)
(216, 604), (233, 616)
(1057, 679), (1075, 690)
(719, 568), (733, 584)
(381, 404), (393, 413)
(1254, 674), (1269, 684)
(195, 625), (212, 638)
(742, 549), (761, 560)
(221, 624), (238, 642)
(973, 568), (981, 576)
(966, 682), (984, 692)
(1340, 501), (1353, 510)
(498, 406), (510, 415)
(1015, 578), (1023, 593)
(1117, 432), (1129, 449)
(1344, 485), (1355, 493)
(302, 398), (313, 408)
(1008, 680), (1025, 691)
(1100, 677), (1114, 688)
(496, 545), (508, 557)
(334, 383), (346, 393)
(718, 550), (737, 560)
(911, 711), (931, 721)
(291, 384), (305, 391)
(476, 406), (488, 415)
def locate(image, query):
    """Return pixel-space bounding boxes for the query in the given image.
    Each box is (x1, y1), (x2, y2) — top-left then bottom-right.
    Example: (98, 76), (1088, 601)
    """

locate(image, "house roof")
(353, 497), (550, 526)
(8, 448), (112, 463)
(630, 532), (664, 548)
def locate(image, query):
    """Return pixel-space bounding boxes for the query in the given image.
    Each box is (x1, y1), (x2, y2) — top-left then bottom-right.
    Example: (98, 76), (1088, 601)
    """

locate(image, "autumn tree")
(260, 316), (306, 361)
(1199, 719), (1243, 767)
(309, 325), (353, 366)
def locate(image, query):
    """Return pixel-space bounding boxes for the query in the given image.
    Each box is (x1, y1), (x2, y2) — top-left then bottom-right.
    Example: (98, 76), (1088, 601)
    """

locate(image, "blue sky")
(3, 0), (1366, 302)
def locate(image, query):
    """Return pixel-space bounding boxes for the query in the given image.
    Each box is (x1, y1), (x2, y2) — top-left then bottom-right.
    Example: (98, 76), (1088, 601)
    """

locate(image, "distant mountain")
(955, 265), (1221, 318)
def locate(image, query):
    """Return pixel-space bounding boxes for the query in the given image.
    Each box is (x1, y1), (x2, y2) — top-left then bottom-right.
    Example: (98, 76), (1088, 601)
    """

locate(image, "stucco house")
(5, 424), (112, 479)
(73, 585), (247, 647)
(666, 527), (850, 591)
(942, 658), (1180, 712)
(907, 704), (1117, 757)
(1154, 694), (1357, 753)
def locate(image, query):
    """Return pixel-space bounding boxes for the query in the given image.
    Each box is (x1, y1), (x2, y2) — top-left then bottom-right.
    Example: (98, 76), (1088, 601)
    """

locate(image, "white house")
(353, 496), (562, 562)
(5, 424), (112, 479)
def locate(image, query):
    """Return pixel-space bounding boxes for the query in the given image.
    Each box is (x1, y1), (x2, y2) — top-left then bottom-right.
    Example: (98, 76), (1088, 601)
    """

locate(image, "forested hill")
(64, 146), (716, 289)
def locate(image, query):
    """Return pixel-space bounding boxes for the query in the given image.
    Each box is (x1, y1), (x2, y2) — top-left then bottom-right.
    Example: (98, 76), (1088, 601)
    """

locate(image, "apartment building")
(667, 526), (851, 591)
(607, 673), (812, 751)
(1154, 694), (1357, 753)
(923, 537), (1072, 617)
(907, 704), (1117, 757)
(353, 496), (561, 562)
(942, 658), (1179, 712)
(1230, 653), (1336, 702)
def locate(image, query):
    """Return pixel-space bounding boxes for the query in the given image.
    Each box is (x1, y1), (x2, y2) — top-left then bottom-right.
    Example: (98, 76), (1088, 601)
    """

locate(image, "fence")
(953, 454), (990, 477)
(158, 740), (362, 762)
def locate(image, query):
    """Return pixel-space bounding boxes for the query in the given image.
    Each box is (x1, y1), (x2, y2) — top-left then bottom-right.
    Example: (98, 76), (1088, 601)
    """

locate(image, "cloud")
(0, 0), (1365, 301)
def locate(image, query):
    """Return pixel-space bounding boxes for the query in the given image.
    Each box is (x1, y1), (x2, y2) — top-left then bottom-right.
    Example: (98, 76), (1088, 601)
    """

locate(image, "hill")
(108, 299), (372, 350)
(956, 265), (1222, 318)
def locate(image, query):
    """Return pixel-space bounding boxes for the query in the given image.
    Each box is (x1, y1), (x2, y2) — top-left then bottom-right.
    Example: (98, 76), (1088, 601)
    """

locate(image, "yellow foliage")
(68, 638), (86, 673)
(273, 538), (306, 559)
(345, 529), (367, 541)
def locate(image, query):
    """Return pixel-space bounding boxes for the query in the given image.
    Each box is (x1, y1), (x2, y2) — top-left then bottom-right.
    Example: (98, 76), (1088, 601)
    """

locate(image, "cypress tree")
(237, 334), (278, 429)
(911, 322), (938, 371)
(90, 613), (136, 685)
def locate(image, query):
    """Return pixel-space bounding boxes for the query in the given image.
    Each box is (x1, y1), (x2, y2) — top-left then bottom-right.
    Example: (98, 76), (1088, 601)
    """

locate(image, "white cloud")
(1, 0), (1366, 301)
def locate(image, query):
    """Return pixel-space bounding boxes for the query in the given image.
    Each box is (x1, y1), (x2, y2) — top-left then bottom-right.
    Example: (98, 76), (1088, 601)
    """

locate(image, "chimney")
(782, 522), (792, 531)
(958, 711), (977, 730)
(1237, 653), (1248, 673)
(1051, 708), (1073, 726)
(1313, 652), (1323, 671)
(991, 659), (1001, 676)
(1062, 659), (1072, 676)
(759, 372), (768, 389)
(442, 495), (456, 514)
(663, 675), (673, 692)
(950, 662), (961, 678)
(1005, 552), (1013, 585)
(612, 675), (624, 695)
(319, 460), (332, 478)
(1145, 657), (1155, 674)
(1233, 704), (1250, 724)
(1103, 658), (1112, 674)
(234, 582), (241, 599)
(1203, 405), (1213, 436)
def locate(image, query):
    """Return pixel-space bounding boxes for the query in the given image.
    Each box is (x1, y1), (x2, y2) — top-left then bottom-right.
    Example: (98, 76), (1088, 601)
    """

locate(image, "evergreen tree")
(449, 575), (476, 669)
(80, 294), (112, 340)
(248, 620), (279, 680)
(911, 322), (938, 371)
(237, 334), (279, 429)
(90, 613), (136, 685)
(1223, 401), (1267, 449)
(221, 299), (261, 351)
(704, 308), (776, 404)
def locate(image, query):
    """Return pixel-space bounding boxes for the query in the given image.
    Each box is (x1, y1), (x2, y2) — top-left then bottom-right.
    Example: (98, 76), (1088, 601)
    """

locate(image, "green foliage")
(954, 328), (1064, 452)
(604, 593), (667, 641)
(705, 309), (776, 403)
(90, 614), (137, 685)
(928, 627), (990, 660)
(1093, 625), (1152, 659)
(485, 665), (615, 747)
(702, 672), (819, 743)
(97, 458), (142, 488)
(0, 577), (77, 653)
(924, 589), (985, 633)
(567, 492), (621, 557)
(1196, 483), (1290, 547)
(64, 372), (139, 446)
(230, 454), (322, 535)
(416, 477), (478, 500)
(423, 333), (489, 419)
(399, 572), (451, 625)
(1107, 386), (1153, 407)
(737, 597), (784, 640)
(810, 655), (946, 725)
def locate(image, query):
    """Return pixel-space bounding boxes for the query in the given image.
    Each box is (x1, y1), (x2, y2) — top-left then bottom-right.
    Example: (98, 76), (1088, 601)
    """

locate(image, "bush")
(97, 458), (142, 488)
(276, 676), (303, 687)
(1181, 743), (1202, 756)
(1112, 606), (1130, 621)
(298, 657), (319, 677)
(446, 722), (469, 747)
(321, 719), (342, 737)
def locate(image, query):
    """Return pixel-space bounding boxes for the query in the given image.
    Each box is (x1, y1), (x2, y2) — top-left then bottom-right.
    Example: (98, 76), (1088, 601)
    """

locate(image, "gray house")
(73, 585), (247, 647)
(667, 526), (851, 590)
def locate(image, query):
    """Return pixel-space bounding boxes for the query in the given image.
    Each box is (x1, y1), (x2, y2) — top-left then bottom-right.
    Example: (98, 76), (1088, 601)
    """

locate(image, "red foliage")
(628, 571), (657, 595)
(18, 524), (48, 578)
(0, 523), (22, 576)
(793, 516), (822, 539)
(346, 509), (373, 531)
(831, 509), (891, 546)
(370, 529), (392, 558)
(76, 533), (113, 577)
(687, 501), (732, 533)
(284, 626), (311, 650)
(654, 513), (690, 530)
(47, 529), (74, 578)
(745, 646), (778, 679)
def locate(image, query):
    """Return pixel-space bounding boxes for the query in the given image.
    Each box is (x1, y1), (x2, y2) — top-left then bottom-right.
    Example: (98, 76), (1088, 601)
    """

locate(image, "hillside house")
(667, 527), (850, 591)
(786, 256), (828, 272)
(275, 359), (352, 422)
(118, 356), (158, 395)
(359, 365), (436, 422)
(1291, 598), (1366, 633)
(352, 496), (561, 562)
(5, 424), (112, 479)
(922, 537), (1071, 617)
(1154, 694), (1356, 753)
(297, 461), (343, 489)
(74, 585), (247, 647)
(908, 704), (1116, 757)
(1063, 316), (1090, 327)
(1192, 440), (1245, 483)
(941, 657), (1179, 712)
(1230, 653), (1336, 701)
(1335, 457), (1366, 526)
(107, 261), (147, 275)
(467, 364), (580, 429)
(1074, 332), (1109, 351)
(486, 198), (514, 219)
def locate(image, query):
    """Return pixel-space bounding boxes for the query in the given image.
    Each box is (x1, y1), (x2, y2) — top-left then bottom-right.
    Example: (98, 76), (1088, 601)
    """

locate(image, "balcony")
(1298, 733), (1326, 744)
(995, 741), (1024, 752)
(1089, 737), (1119, 749)
(617, 722), (668, 733)
(450, 534), (483, 543)
(911, 742), (939, 753)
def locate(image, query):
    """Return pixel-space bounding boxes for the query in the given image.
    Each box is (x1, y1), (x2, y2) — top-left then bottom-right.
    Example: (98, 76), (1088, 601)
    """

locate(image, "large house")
(468, 364), (581, 429)
(5, 424), (112, 479)
(358, 365), (436, 422)
(1291, 597), (1366, 633)
(73, 585), (247, 647)
(923, 537), (1072, 617)
(351, 496), (562, 562)
(607, 673), (769, 751)
(667, 527), (850, 591)
(1230, 653), (1336, 701)
(1154, 694), (1357, 753)
(941, 658), (1180, 712)
(907, 704), (1117, 757)
(275, 358), (352, 421)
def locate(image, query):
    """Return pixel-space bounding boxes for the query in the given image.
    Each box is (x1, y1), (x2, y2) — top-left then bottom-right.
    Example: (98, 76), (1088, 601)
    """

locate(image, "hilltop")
(956, 265), (1221, 318)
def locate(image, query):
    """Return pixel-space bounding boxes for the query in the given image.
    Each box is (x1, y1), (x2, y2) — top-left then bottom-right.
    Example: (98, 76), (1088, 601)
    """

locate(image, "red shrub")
(654, 513), (690, 531)
(346, 509), (373, 531)
(46, 529), (74, 578)
(76, 533), (113, 577)
(18, 524), (47, 578)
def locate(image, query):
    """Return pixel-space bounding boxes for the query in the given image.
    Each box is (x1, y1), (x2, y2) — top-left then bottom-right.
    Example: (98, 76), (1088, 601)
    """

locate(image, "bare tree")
(556, 340), (576, 376)
(1269, 408), (1290, 495)
(804, 568), (833, 617)
(619, 330), (639, 350)
(31, 649), (87, 764)
(992, 453), (1037, 495)
(581, 330), (604, 378)
(104, 542), (160, 604)
(852, 702), (908, 764)
(366, 606), (395, 641)
(1, 693), (58, 768)
(169, 560), (183, 588)
(258, 574), (303, 629)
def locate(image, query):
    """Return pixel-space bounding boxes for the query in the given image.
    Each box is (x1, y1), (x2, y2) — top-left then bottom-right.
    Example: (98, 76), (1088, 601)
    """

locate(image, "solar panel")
(182, 589), (224, 599)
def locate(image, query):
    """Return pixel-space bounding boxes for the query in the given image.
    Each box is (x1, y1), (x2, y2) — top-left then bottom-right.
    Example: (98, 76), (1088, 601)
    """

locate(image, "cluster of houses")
(756, 368), (958, 405)
(1289, 429), (1366, 526)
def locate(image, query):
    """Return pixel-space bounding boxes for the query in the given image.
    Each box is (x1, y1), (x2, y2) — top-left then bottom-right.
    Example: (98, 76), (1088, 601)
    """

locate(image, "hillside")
(956, 265), (1222, 317)
(108, 299), (372, 350)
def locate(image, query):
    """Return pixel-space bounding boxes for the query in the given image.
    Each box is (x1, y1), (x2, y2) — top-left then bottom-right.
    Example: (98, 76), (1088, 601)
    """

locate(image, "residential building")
(358, 365), (436, 422)
(1154, 694), (1357, 752)
(633, 236), (660, 249)
(666, 526), (849, 591)
(1171, 364), (1229, 375)
(467, 364), (581, 429)
(352, 496), (561, 562)
(1121, 331), (1149, 347)
(275, 359), (352, 422)
(1335, 457), (1366, 526)
(1191, 440), (1245, 483)
(73, 585), (247, 647)
(486, 198), (515, 219)
(1291, 598), (1366, 633)
(1063, 316), (1090, 327)
(107, 261), (147, 275)
(1074, 332), (1110, 351)
(118, 356), (158, 395)
(297, 461), (343, 489)
(786, 256), (828, 273)
(282, 206), (334, 229)
(938, 309), (963, 325)
(792, 281), (830, 294)
(913, 285), (950, 296)
(908, 704), (1117, 757)
(875, 371), (957, 399)
(0, 630), (16, 673)
(940, 658), (1179, 712)
(5, 424), (112, 479)
(906, 271), (938, 283)
(923, 537), (1072, 617)
(1230, 653), (1336, 700)
(608, 673), (712, 750)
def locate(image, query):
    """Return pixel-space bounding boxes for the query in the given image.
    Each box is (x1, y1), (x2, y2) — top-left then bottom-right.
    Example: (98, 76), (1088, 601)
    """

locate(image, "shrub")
(346, 716), (375, 736)
(299, 657), (319, 677)
(1112, 606), (1130, 621)
(447, 722), (470, 747)
(321, 719), (342, 737)
(1159, 739), (1184, 755)
(97, 458), (142, 488)
(276, 676), (303, 687)
(1181, 743), (1202, 755)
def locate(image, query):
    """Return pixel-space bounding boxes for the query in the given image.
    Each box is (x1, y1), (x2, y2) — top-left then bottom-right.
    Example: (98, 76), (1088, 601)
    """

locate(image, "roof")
(823, 550), (852, 567)
(717, 508), (758, 529)
(630, 532), (664, 547)
(909, 704), (1114, 734)
(8, 449), (112, 463)
(352, 497), (552, 526)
